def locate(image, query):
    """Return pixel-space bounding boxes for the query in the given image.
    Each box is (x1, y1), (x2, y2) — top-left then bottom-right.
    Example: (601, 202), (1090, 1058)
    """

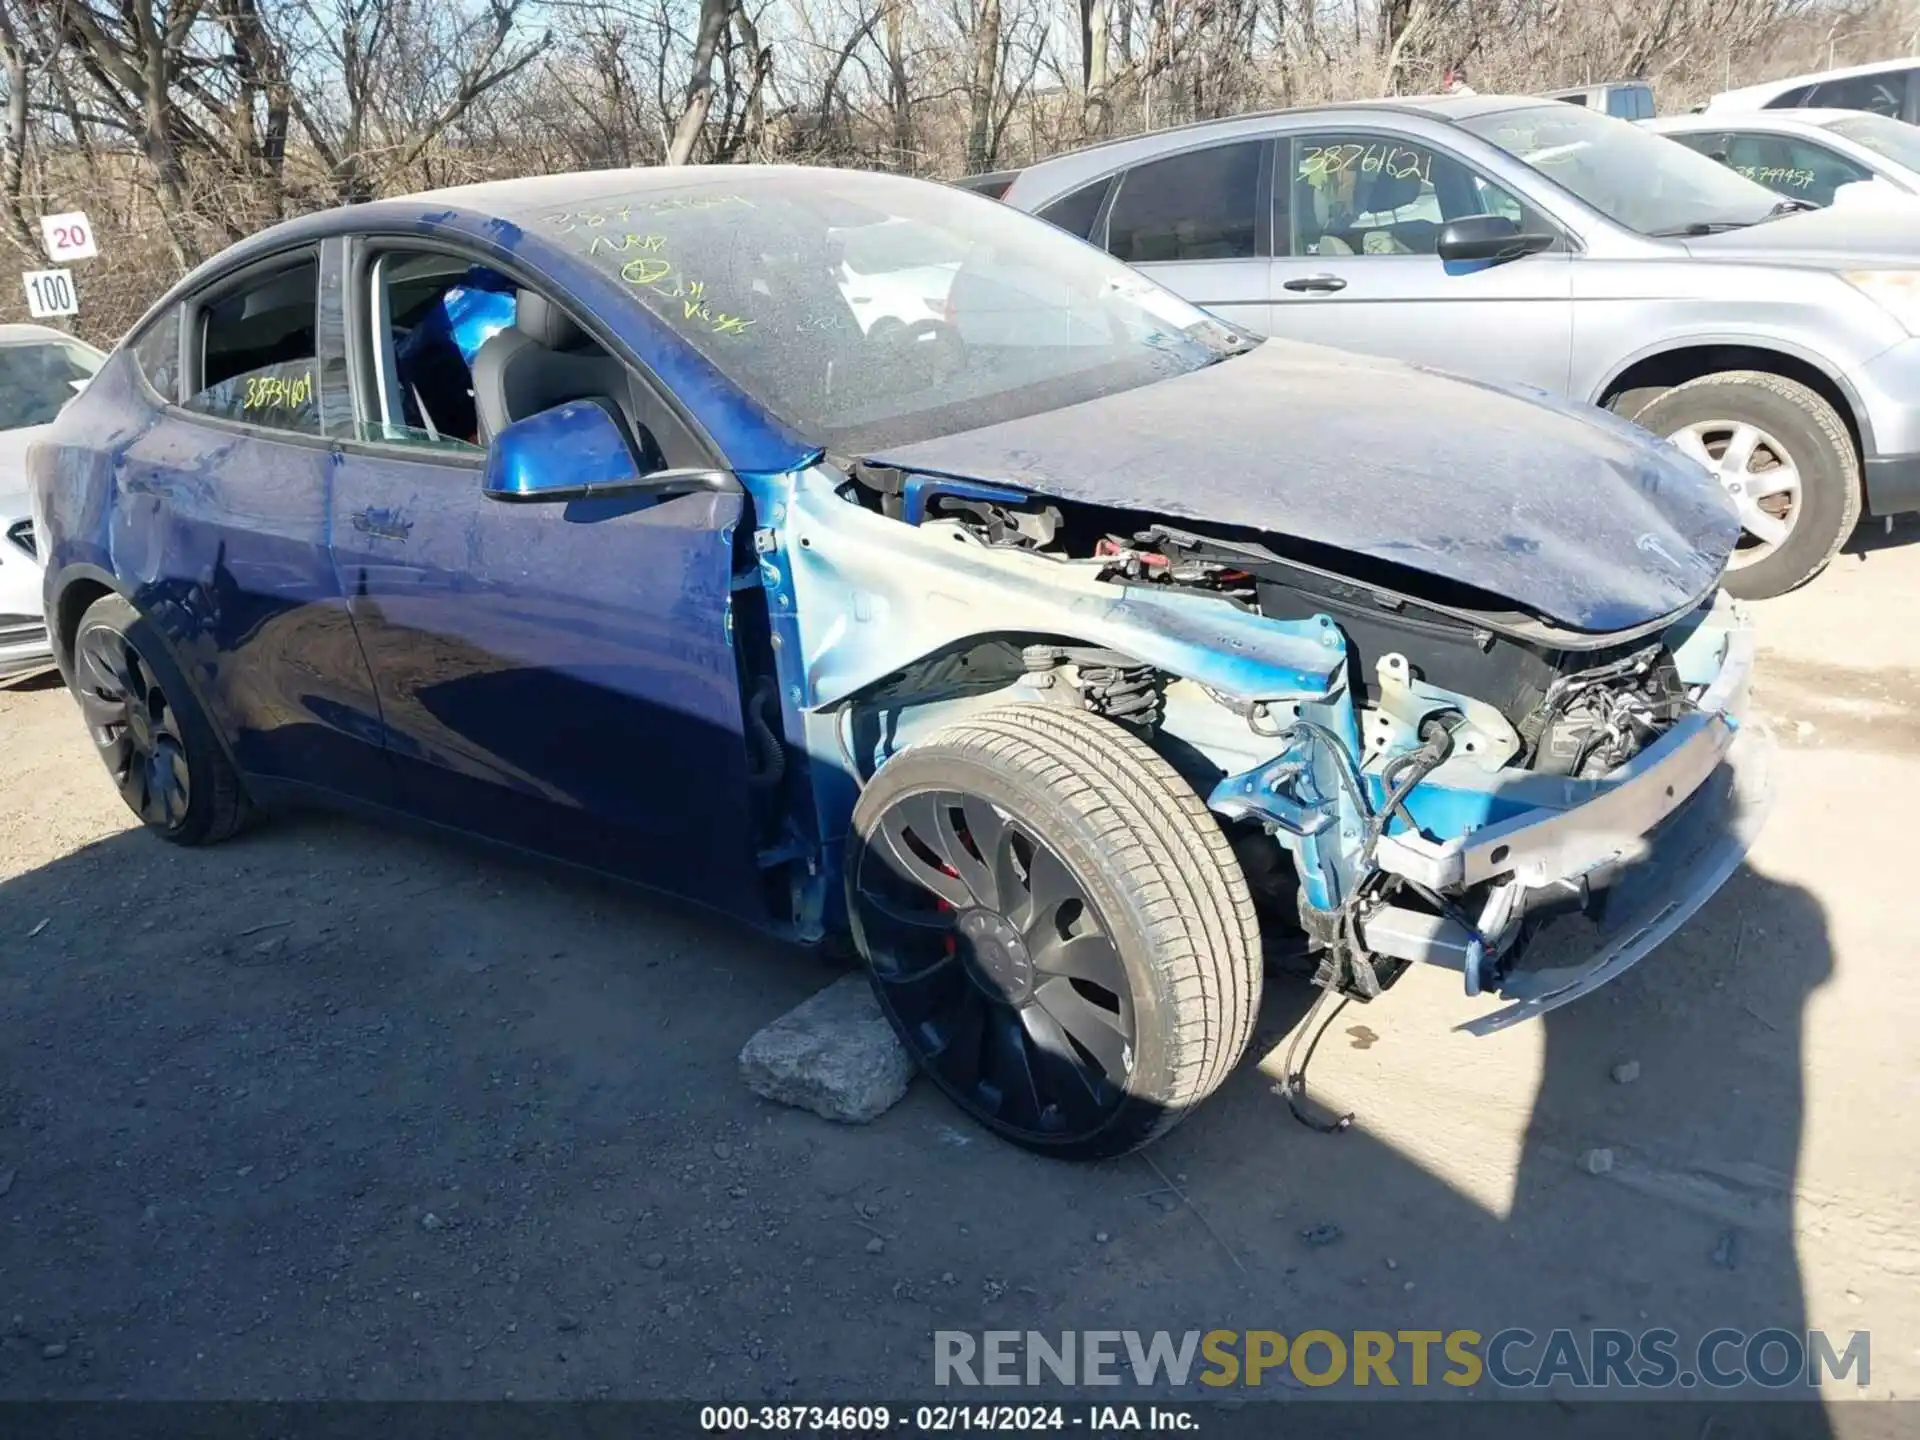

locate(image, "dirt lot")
(1, 533), (1917, 1412)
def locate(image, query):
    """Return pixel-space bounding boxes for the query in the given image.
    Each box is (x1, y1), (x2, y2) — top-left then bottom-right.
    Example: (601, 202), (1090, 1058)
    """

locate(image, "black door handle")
(1283, 274), (1348, 294)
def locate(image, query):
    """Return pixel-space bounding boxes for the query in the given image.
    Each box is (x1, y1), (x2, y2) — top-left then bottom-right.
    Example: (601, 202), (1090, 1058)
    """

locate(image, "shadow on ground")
(1841, 515), (1918, 561)
(0, 806), (1839, 1430)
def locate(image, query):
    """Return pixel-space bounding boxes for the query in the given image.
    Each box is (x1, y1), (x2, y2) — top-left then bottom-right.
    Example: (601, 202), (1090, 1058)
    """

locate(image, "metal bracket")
(1364, 651), (1519, 772)
(1208, 755), (1334, 837)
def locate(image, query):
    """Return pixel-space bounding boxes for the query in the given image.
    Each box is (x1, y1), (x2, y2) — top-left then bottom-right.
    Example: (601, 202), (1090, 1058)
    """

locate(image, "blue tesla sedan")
(31, 166), (1764, 1156)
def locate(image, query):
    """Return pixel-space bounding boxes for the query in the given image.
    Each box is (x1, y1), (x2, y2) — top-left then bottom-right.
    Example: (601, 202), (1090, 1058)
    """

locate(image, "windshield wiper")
(1649, 219), (1757, 236)
(1651, 198), (1815, 237)
(1651, 218), (1766, 235)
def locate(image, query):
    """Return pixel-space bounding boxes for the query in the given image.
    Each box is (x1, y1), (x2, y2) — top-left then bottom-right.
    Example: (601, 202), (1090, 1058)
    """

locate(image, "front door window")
(1719, 132), (1873, 206)
(1287, 134), (1531, 258)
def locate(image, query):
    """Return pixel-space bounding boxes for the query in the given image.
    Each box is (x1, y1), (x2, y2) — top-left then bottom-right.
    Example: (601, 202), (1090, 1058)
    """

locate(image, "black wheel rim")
(75, 623), (191, 830)
(854, 789), (1136, 1143)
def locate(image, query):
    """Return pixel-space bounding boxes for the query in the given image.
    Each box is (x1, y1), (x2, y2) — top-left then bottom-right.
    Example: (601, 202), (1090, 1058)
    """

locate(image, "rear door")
(104, 243), (392, 801)
(1265, 129), (1575, 393)
(325, 241), (767, 913)
(1097, 139), (1273, 334)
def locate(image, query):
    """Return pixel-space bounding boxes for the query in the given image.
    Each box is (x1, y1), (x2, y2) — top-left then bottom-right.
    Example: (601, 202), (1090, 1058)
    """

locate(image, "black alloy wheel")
(854, 787), (1136, 1144)
(69, 592), (253, 845)
(847, 704), (1265, 1158)
(75, 620), (192, 830)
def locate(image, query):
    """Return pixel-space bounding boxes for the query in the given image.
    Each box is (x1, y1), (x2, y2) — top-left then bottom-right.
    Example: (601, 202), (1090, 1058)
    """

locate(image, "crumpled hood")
(870, 340), (1739, 633)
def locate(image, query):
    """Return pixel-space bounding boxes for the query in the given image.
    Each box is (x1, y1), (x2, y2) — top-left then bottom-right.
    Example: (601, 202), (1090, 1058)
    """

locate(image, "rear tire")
(70, 593), (254, 846)
(846, 704), (1262, 1159)
(1606, 385), (1665, 421)
(1628, 372), (1859, 600)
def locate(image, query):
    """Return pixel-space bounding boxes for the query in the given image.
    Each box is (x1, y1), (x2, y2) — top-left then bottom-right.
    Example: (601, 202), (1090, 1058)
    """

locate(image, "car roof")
(1710, 56), (1919, 106)
(1542, 79), (1650, 96)
(954, 169), (1022, 191)
(396, 163), (929, 217)
(1647, 109), (1858, 132)
(1013, 93), (1551, 176)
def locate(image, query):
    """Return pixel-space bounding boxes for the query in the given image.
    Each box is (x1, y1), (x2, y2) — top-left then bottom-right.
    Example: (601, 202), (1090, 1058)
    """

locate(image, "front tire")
(70, 593), (253, 845)
(1627, 372), (1859, 600)
(846, 704), (1262, 1159)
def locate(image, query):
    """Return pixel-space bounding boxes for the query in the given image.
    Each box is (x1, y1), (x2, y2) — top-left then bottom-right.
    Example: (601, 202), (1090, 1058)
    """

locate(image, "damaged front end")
(1207, 585), (1763, 1033)
(778, 450), (1765, 1033)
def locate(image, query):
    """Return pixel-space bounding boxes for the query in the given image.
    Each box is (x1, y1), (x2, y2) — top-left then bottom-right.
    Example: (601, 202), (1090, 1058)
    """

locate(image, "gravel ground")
(2, 533), (1918, 1414)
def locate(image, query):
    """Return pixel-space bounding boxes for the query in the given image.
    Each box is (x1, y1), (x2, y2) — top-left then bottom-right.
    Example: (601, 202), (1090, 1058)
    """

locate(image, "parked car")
(32, 166), (1763, 1157)
(996, 95), (1920, 598)
(1646, 109), (1920, 208)
(1, 324), (105, 681)
(1542, 80), (1656, 120)
(954, 169), (1022, 200)
(1704, 57), (1920, 123)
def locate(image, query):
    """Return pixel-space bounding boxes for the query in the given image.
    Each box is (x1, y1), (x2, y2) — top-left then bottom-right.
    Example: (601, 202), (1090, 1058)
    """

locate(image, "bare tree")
(0, 0), (41, 256)
(667, 0), (735, 162)
(284, 0), (549, 202)
(0, 0), (1894, 342)
(963, 0), (1001, 171)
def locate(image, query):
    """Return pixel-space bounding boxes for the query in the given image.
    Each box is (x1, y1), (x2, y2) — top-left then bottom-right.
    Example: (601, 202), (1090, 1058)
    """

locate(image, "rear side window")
(1804, 71), (1906, 118)
(185, 257), (321, 435)
(1765, 84), (1816, 109)
(130, 307), (181, 403)
(1106, 142), (1262, 263)
(1037, 180), (1112, 241)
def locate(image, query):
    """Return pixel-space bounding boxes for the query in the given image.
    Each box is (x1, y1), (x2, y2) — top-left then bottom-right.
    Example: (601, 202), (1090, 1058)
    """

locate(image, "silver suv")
(997, 95), (1920, 597)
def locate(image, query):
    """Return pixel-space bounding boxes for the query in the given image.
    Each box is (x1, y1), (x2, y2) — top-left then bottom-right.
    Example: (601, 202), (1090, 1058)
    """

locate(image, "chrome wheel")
(75, 621), (192, 829)
(852, 788), (1135, 1144)
(1667, 420), (1802, 569)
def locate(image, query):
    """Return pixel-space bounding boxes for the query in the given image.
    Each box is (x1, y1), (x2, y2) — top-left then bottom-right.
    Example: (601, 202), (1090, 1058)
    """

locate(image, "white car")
(1, 324), (105, 680)
(1646, 110), (1920, 209)
(1702, 57), (1920, 122)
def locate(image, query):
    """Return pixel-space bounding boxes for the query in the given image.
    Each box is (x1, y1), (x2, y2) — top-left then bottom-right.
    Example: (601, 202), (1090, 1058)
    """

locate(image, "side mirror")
(1436, 214), (1556, 264)
(482, 398), (731, 504)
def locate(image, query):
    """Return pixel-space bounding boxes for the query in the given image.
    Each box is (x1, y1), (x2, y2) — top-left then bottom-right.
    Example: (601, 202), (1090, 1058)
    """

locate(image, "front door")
(1266, 131), (1575, 395)
(327, 251), (764, 912)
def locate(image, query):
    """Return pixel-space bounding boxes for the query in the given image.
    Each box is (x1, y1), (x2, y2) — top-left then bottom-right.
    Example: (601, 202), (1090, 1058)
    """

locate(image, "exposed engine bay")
(855, 470), (1697, 772)
(837, 464), (1751, 1018)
